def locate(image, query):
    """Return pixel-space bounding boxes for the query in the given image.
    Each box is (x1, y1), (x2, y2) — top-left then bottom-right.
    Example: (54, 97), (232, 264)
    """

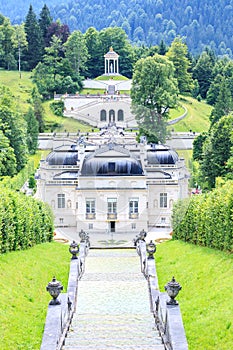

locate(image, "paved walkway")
(62, 249), (164, 350)
(54, 227), (172, 248)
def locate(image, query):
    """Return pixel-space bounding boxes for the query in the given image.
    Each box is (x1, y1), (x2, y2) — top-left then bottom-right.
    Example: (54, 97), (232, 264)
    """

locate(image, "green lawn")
(95, 75), (129, 81)
(156, 240), (233, 350)
(169, 96), (212, 133)
(0, 70), (33, 113)
(0, 242), (70, 350)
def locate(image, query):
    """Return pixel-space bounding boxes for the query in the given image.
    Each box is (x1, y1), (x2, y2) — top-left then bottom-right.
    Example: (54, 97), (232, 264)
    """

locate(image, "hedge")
(0, 189), (54, 253)
(172, 180), (233, 252)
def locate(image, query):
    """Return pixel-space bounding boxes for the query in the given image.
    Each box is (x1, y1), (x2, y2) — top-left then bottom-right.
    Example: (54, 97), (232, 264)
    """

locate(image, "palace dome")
(81, 144), (143, 176)
(147, 144), (179, 165)
(46, 145), (78, 166)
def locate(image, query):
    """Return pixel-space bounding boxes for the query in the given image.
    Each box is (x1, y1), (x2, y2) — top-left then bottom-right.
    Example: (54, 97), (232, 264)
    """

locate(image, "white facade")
(36, 129), (189, 233)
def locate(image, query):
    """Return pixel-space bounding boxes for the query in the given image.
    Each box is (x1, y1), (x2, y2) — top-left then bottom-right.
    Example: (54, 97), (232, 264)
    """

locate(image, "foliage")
(0, 242), (69, 349)
(172, 180), (233, 251)
(0, 86), (28, 171)
(2, 0), (233, 58)
(0, 189), (54, 253)
(24, 5), (43, 70)
(50, 100), (64, 116)
(0, 152), (42, 191)
(64, 30), (89, 75)
(166, 36), (193, 94)
(156, 240), (233, 350)
(197, 115), (233, 189)
(192, 132), (208, 161)
(131, 54), (178, 143)
(24, 107), (39, 154)
(193, 51), (215, 99)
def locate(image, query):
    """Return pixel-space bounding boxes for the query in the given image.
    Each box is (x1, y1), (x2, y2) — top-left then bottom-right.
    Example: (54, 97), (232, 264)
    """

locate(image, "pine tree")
(24, 5), (43, 70)
(39, 4), (52, 51)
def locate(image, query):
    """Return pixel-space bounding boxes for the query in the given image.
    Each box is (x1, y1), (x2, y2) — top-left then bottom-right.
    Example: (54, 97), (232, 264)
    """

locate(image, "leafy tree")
(0, 85), (28, 171)
(131, 54), (178, 143)
(84, 27), (102, 78)
(25, 107), (39, 154)
(31, 87), (45, 132)
(24, 5), (43, 70)
(0, 17), (15, 70)
(0, 129), (17, 176)
(166, 36), (193, 94)
(45, 21), (70, 47)
(64, 30), (89, 75)
(33, 36), (82, 98)
(0, 106), (28, 171)
(11, 24), (28, 78)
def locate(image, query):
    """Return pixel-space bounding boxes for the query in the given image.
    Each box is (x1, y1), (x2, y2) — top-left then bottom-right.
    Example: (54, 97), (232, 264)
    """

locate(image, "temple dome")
(147, 144), (179, 165)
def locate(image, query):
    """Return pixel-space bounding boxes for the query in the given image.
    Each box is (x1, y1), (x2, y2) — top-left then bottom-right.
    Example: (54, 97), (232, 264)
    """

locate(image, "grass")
(0, 70), (33, 113)
(0, 70), (211, 134)
(1, 238), (233, 349)
(0, 242), (70, 350)
(156, 240), (233, 350)
(95, 75), (129, 81)
(169, 96), (212, 133)
(43, 100), (93, 133)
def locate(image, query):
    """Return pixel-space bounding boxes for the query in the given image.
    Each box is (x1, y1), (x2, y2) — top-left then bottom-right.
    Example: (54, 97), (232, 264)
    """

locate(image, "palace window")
(129, 198), (139, 213)
(160, 193), (168, 208)
(57, 194), (65, 208)
(86, 199), (96, 214)
(107, 198), (117, 213)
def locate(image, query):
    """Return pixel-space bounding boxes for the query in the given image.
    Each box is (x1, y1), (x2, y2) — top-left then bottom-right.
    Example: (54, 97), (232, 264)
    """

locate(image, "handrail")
(135, 239), (188, 350)
(40, 240), (89, 350)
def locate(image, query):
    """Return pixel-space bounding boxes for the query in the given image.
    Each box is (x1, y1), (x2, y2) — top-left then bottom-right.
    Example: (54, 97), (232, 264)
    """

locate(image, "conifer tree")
(24, 5), (43, 70)
(39, 4), (52, 51)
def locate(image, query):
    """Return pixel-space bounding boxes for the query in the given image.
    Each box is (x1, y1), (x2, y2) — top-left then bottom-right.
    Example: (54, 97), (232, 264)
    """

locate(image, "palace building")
(36, 128), (189, 233)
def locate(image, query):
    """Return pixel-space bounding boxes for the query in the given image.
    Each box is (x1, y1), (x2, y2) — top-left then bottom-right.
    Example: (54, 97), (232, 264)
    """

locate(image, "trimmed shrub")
(0, 190), (54, 254)
(172, 180), (233, 252)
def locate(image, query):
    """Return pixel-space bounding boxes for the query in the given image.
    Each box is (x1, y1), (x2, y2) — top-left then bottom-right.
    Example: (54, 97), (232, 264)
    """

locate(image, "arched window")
(100, 109), (107, 121)
(118, 109), (124, 121)
(109, 109), (115, 123)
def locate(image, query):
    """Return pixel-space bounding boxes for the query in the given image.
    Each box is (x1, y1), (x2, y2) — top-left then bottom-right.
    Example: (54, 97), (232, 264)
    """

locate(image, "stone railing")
(135, 237), (188, 350)
(40, 238), (90, 350)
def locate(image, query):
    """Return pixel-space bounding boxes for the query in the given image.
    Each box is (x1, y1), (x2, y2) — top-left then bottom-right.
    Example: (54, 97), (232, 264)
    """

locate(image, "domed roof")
(46, 145), (78, 166)
(81, 144), (143, 176)
(104, 46), (119, 58)
(147, 144), (179, 165)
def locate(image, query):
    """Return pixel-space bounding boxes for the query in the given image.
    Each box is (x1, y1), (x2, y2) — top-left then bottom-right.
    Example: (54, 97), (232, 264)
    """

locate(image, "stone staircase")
(62, 249), (165, 350)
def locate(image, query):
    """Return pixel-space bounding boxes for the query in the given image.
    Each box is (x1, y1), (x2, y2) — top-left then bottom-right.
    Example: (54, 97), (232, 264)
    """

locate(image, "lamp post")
(69, 240), (79, 260)
(46, 276), (63, 305)
(165, 276), (182, 305)
(146, 240), (156, 259)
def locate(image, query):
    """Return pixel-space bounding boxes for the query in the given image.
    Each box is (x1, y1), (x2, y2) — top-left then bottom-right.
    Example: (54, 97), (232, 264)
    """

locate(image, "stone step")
(63, 345), (165, 350)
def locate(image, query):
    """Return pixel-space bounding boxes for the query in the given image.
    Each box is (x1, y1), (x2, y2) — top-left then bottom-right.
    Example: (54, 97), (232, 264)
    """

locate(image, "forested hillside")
(0, 0), (233, 57)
